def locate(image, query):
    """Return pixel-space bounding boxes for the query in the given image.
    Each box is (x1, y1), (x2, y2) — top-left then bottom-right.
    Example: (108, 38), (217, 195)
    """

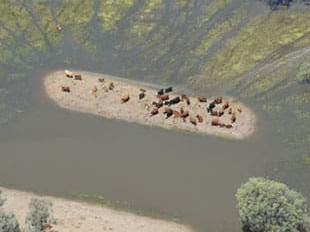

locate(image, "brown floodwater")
(0, 69), (291, 232)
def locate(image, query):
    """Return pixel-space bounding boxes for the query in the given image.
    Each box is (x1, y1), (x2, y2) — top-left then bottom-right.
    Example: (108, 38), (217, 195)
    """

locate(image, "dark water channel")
(0, 67), (292, 232)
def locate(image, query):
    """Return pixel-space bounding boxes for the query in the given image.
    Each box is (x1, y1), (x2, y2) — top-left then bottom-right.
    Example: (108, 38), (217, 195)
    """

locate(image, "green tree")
(236, 177), (309, 232)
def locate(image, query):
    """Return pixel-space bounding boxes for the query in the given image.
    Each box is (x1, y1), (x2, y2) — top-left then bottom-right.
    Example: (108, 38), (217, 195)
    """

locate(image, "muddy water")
(0, 70), (288, 231)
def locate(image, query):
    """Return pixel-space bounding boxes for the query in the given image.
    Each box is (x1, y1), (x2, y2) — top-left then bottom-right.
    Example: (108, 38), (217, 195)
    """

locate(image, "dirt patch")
(44, 70), (256, 139)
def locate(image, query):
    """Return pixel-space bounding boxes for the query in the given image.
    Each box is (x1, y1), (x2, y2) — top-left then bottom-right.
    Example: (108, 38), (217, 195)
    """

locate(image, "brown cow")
(196, 114), (203, 123)
(98, 78), (105, 83)
(173, 110), (181, 118)
(55, 23), (62, 31)
(190, 117), (197, 126)
(139, 88), (146, 92)
(237, 105), (242, 113)
(42, 223), (52, 230)
(157, 99), (164, 108)
(180, 110), (189, 118)
(228, 108), (232, 115)
(160, 94), (169, 101)
(61, 86), (70, 92)
(150, 108), (159, 116)
(181, 94), (190, 105)
(210, 110), (218, 116)
(211, 118), (220, 126)
(144, 103), (150, 110)
(180, 107), (184, 114)
(214, 96), (223, 104)
(231, 112), (236, 123)
(108, 82), (114, 90)
(222, 100), (229, 110)
(197, 96), (207, 102)
(219, 123), (226, 128)
(91, 86), (98, 97)
(218, 108), (224, 117)
(64, 69), (74, 78)
(225, 124), (233, 128)
(121, 93), (130, 103)
(74, 74), (82, 80)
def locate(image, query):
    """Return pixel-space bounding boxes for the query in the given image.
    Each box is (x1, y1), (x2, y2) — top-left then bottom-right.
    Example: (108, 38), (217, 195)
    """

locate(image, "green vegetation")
(0, 191), (55, 232)
(236, 177), (309, 232)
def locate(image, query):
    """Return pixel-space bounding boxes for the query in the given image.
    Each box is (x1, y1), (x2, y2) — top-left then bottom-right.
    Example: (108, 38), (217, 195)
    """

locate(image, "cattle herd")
(60, 70), (243, 130)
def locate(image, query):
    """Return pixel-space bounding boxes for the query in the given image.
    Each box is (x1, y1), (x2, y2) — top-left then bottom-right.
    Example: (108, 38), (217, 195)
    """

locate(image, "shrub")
(25, 199), (54, 231)
(0, 211), (21, 232)
(236, 177), (308, 232)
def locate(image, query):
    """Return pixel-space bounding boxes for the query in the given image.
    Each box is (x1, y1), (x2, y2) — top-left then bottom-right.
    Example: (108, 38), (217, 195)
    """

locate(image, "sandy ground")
(1, 188), (194, 232)
(44, 70), (256, 139)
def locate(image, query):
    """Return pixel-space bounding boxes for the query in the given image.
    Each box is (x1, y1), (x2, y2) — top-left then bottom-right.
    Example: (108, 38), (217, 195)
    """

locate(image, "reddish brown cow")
(173, 110), (181, 118)
(231, 112), (236, 123)
(225, 124), (233, 128)
(180, 110), (189, 118)
(190, 117), (197, 126)
(157, 99), (163, 108)
(150, 108), (159, 116)
(61, 86), (70, 92)
(181, 94), (190, 105)
(237, 105), (242, 113)
(160, 94), (169, 101)
(74, 74), (82, 80)
(121, 93), (130, 103)
(211, 118), (220, 126)
(210, 110), (218, 116)
(197, 96), (207, 102)
(218, 108), (224, 117)
(222, 100), (229, 110)
(55, 23), (62, 31)
(98, 78), (105, 83)
(139, 88), (146, 92)
(108, 82), (114, 90)
(42, 223), (52, 230)
(180, 107), (184, 114)
(214, 96), (223, 104)
(196, 114), (203, 123)
(64, 69), (74, 78)
(228, 108), (232, 115)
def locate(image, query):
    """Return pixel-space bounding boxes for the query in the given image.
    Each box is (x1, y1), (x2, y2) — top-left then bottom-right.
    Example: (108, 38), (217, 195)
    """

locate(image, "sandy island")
(44, 70), (256, 139)
(1, 188), (194, 232)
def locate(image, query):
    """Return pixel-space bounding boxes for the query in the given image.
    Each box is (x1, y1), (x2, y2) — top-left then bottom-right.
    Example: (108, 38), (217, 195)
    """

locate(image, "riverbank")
(44, 70), (256, 139)
(0, 187), (194, 232)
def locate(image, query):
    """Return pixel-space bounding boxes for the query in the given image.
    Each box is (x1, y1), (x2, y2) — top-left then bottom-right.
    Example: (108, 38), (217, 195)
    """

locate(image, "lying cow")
(211, 118), (220, 126)
(74, 74), (82, 80)
(197, 96), (207, 102)
(108, 82), (114, 90)
(61, 86), (70, 92)
(163, 108), (173, 119)
(190, 117), (197, 126)
(64, 69), (74, 78)
(218, 108), (224, 117)
(214, 96), (223, 104)
(98, 78), (105, 83)
(167, 96), (181, 106)
(231, 112), (236, 123)
(157, 89), (164, 97)
(196, 114), (203, 123)
(121, 93), (130, 103)
(150, 107), (159, 116)
(160, 94), (169, 101)
(165, 87), (173, 93)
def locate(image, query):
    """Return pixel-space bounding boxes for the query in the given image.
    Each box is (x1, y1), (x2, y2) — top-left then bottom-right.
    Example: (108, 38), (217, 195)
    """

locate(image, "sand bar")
(44, 70), (256, 139)
(1, 187), (194, 232)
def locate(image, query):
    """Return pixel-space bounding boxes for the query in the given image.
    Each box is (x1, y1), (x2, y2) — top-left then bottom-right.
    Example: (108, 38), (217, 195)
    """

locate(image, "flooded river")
(0, 1), (309, 231)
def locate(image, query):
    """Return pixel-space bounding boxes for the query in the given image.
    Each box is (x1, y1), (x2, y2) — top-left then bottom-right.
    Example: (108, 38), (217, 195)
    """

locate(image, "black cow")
(164, 108), (173, 118)
(165, 87), (173, 93)
(207, 101), (216, 113)
(168, 96), (180, 105)
(139, 92), (145, 100)
(157, 89), (164, 96)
